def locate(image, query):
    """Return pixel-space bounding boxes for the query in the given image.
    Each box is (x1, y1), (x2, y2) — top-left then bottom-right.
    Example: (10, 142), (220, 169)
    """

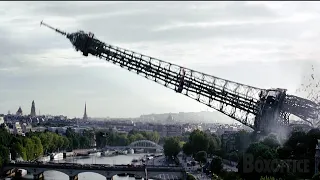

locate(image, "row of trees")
(0, 126), (96, 167)
(205, 129), (320, 180)
(95, 129), (160, 148)
(162, 129), (237, 179)
(163, 129), (223, 171)
(163, 129), (222, 159)
(183, 129), (221, 156)
(65, 128), (95, 150)
(236, 129), (320, 180)
(162, 128), (320, 180)
(0, 125), (166, 168)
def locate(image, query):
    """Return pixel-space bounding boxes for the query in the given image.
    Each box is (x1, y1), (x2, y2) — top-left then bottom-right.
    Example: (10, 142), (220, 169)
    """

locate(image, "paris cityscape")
(1, 1), (320, 180)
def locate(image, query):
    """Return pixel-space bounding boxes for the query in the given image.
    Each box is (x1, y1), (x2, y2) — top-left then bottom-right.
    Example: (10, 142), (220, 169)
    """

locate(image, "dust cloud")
(296, 63), (320, 104)
(296, 63), (320, 128)
(256, 123), (289, 146)
(255, 63), (320, 145)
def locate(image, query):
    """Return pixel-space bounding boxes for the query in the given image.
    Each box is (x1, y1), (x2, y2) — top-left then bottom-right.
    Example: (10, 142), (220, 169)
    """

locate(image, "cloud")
(1, 1), (320, 68)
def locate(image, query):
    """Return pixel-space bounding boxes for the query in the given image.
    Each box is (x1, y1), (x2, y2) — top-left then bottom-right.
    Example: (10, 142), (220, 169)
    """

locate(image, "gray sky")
(0, 1), (320, 119)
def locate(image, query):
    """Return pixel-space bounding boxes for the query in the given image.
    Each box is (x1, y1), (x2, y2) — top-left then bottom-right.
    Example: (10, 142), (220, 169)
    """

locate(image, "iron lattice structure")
(283, 95), (319, 125)
(41, 22), (319, 134)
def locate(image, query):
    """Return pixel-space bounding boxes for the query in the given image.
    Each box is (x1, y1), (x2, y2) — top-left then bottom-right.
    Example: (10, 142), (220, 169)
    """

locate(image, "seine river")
(19, 154), (148, 180)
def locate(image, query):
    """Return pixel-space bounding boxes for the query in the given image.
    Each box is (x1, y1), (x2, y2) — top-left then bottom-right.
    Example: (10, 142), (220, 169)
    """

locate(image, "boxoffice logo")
(242, 154), (310, 173)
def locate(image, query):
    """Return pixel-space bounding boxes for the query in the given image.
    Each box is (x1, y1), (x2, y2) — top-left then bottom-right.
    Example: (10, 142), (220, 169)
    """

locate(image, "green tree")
(235, 130), (251, 152)
(182, 130), (221, 157)
(0, 156), (2, 168)
(115, 134), (130, 146)
(95, 131), (108, 148)
(79, 136), (90, 148)
(72, 137), (80, 149)
(237, 142), (278, 180)
(221, 171), (242, 180)
(62, 136), (70, 150)
(50, 133), (57, 151)
(227, 151), (239, 162)
(210, 157), (223, 175)
(188, 129), (210, 155)
(57, 136), (65, 150)
(0, 127), (97, 163)
(128, 133), (145, 143)
(278, 129), (320, 179)
(163, 137), (181, 158)
(31, 136), (43, 157)
(182, 142), (193, 156)
(0, 127), (12, 147)
(82, 129), (95, 146)
(195, 151), (207, 165)
(39, 133), (50, 154)
(141, 131), (160, 143)
(207, 134), (220, 155)
(12, 142), (26, 160)
(0, 145), (9, 165)
(23, 138), (36, 160)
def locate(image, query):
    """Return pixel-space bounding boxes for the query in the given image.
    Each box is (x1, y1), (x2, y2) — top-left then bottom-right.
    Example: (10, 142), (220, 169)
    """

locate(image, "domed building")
(16, 107), (23, 116)
(166, 114), (175, 124)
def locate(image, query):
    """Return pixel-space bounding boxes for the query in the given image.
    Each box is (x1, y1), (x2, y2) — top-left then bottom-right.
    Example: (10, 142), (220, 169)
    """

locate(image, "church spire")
(83, 102), (88, 121)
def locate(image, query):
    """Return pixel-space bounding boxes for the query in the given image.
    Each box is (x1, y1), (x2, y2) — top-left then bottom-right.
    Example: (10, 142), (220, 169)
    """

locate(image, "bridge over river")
(104, 140), (164, 152)
(2, 162), (186, 180)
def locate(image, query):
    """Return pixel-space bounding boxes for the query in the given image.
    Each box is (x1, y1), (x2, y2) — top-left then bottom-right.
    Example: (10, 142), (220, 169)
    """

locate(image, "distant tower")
(30, 100), (36, 117)
(83, 102), (88, 121)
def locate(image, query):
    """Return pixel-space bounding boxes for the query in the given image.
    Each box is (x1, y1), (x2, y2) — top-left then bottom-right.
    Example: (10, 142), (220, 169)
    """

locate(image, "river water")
(20, 154), (147, 180)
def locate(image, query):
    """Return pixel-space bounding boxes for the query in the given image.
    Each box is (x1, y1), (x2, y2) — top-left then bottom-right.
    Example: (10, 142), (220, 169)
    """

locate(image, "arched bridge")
(129, 140), (163, 150)
(2, 162), (186, 180)
(105, 140), (163, 151)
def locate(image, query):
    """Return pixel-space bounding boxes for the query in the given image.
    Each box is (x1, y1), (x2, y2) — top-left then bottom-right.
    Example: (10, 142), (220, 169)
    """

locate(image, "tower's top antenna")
(40, 20), (67, 36)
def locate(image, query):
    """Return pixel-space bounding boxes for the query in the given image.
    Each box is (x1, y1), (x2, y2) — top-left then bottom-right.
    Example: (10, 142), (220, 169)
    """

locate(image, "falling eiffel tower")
(83, 102), (88, 121)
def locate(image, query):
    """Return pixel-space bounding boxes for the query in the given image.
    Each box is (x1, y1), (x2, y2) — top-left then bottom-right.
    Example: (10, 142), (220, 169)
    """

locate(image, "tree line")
(0, 126), (164, 168)
(229, 129), (320, 180)
(162, 128), (320, 180)
(0, 125), (163, 168)
(163, 129), (221, 158)
(0, 126), (95, 168)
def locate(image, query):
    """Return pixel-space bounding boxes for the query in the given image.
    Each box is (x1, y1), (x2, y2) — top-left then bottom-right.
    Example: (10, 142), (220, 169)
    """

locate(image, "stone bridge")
(2, 162), (186, 180)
